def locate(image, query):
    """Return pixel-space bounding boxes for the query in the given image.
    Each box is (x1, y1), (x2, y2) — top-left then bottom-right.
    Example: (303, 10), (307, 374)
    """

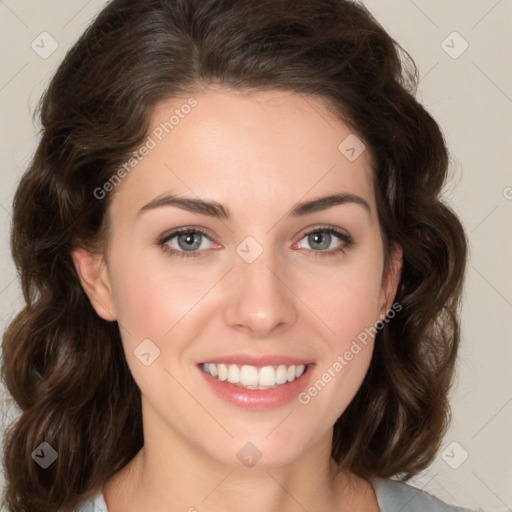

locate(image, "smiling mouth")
(200, 362), (310, 390)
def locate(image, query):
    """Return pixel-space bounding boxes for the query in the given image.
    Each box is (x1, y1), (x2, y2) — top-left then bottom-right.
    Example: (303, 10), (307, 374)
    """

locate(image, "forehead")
(109, 89), (376, 220)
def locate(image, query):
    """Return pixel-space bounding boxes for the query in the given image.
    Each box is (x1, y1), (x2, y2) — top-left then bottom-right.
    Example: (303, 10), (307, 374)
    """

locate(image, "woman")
(1, 0), (498, 511)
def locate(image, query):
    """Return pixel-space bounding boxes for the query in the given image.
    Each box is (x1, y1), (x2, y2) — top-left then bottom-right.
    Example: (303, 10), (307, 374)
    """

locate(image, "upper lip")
(198, 355), (314, 367)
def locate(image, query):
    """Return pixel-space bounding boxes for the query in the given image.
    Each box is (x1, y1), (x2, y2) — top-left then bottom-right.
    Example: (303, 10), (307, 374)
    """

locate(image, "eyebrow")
(137, 192), (371, 219)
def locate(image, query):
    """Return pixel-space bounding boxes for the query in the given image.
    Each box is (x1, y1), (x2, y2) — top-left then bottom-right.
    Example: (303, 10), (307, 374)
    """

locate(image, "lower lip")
(198, 365), (315, 409)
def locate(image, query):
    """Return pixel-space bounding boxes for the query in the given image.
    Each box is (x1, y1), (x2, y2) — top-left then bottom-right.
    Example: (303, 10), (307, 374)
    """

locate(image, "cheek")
(297, 254), (383, 423)
(106, 258), (214, 395)
(113, 278), (208, 354)
(107, 245), (216, 341)
(299, 250), (385, 346)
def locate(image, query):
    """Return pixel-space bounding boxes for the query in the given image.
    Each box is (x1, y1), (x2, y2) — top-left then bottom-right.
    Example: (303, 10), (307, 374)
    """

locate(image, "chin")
(197, 429), (321, 471)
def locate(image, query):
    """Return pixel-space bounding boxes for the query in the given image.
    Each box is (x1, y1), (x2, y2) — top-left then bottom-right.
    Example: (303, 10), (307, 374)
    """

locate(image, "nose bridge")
(223, 244), (297, 336)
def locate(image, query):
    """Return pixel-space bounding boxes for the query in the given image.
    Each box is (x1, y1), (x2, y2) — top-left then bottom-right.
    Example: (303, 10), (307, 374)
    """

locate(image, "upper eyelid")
(295, 224), (351, 238)
(159, 226), (215, 244)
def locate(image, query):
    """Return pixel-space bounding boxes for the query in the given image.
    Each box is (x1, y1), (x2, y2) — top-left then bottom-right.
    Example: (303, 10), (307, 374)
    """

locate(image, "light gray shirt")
(73, 476), (507, 511)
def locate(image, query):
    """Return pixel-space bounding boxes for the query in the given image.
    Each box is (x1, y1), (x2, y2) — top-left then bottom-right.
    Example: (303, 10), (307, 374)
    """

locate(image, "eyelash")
(157, 225), (354, 259)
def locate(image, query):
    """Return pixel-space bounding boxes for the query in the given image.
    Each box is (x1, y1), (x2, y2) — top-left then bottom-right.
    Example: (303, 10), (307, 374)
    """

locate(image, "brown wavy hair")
(1, 0), (467, 510)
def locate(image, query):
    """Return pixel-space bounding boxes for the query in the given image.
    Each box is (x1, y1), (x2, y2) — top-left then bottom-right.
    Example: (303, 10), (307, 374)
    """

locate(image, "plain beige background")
(0, 1), (511, 510)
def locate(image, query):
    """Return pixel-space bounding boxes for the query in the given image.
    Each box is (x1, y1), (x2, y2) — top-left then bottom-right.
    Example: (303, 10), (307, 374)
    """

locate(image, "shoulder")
(370, 476), (490, 512)
(72, 491), (108, 512)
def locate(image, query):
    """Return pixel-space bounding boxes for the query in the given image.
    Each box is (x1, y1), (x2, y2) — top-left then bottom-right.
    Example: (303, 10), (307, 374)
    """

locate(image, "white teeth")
(202, 362), (308, 388)
(218, 363), (228, 381)
(227, 364), (240, 384)
(240, 365), (259, 386)
(258, 366), (276, 387)
(275, 365), (288, 384)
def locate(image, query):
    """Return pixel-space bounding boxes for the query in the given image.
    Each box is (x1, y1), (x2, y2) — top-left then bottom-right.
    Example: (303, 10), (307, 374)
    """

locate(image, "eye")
(158, 226), (352, 259)
(295, 227), (353, 254)
(159, 228), (218, 257)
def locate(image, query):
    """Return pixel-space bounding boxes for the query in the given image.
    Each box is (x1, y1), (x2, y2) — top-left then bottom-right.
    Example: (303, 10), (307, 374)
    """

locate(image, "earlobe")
(379, 242), (403, 318)
(71, 247), (117, 321)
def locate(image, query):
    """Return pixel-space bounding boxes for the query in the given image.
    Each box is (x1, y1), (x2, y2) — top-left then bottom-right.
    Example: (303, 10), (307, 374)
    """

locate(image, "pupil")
(178, 232), (201, 251)
(309, 231), (331, 250)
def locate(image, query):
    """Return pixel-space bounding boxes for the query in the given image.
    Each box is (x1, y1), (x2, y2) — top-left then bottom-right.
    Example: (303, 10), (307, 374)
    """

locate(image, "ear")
(378, 242), (403, 319)
(71, 247), (117, 321)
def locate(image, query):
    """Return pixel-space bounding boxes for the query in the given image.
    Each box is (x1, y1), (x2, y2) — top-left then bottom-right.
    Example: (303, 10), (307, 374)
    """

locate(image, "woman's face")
(76, 89), (400, 469)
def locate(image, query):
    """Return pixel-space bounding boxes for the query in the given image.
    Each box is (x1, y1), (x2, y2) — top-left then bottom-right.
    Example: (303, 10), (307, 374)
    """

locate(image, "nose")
(223, 251), (298, 338)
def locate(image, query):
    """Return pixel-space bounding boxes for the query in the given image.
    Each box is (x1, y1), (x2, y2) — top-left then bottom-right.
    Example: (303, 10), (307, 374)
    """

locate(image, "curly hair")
(1, 0), (467, 510)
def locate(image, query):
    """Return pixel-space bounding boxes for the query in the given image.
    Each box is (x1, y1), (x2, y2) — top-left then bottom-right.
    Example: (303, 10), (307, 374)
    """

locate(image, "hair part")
(1, 0), (467, 510)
